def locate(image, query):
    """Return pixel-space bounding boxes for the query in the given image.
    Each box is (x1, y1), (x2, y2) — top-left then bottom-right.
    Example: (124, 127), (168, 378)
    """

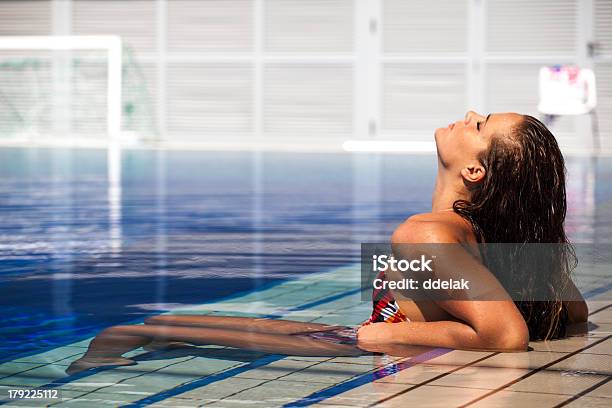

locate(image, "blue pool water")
(0, 148), (610, 363)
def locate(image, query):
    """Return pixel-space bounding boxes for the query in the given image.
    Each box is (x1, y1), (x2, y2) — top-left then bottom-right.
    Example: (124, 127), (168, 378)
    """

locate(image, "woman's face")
(434, 110), (523, 173)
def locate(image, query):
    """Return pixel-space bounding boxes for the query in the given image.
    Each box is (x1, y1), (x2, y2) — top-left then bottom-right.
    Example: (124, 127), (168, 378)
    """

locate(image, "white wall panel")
(263, 64), (353, 138)
(0, 0), (51, 36)
(382, 63), (467, 134)
(72, 0), (156, 53)
(595, 0), (612, 57)
(594, 63), (612, 148)
(167, 0), (253, 53)
(264, 0), (354, 53)
(486, 0), (578, 56)
(593, 0), (612, 150)
(383, 0), (469, 54)
(167, 63), (253, 139)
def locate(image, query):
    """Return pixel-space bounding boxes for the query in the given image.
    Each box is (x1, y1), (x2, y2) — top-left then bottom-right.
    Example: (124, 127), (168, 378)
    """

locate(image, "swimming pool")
(0, 148), (610, 364)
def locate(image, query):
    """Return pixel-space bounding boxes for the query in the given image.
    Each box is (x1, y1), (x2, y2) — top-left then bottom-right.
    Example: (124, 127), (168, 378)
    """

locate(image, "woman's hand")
(357, 322), (434, 356)
(357, 323), (394, 345)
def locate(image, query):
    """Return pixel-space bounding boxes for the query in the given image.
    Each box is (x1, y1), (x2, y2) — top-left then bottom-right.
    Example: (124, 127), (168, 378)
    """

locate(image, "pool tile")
(328, 354), (404, 366)
(209, 380), (329, 407)
(584, 377), (612, 398)
(425, 350), (492, 366)
(279, 361), (375, 384)
(470, 351), (568, 370)
(379, 384), (486, 408)
(317, 381), (416, 407)
(58, 386), (165, 406)
(13, 348), (85, 365)
(58, 372), (144, 392)
(154, 377), (267, 405)
(427, 365), (530, 390)
(310, 314), (354, 326)
(565, 396), (612, 407)
(3, 400), (53, 407)
(148, 357), (241, 380)
(0, 363), (43, 379)
(235, 358), (321, 380)
(590, 308), (612, 324)
(375, 363), (460, 385)
(0, 364), (67, 387)
(588, 322), (612, 338)
(284, 356), (331, 363)
(470, 390), (567, 407)
(102, 373), (196, 397)
(549, 352), (612, 375)
(529, 336), (598, 353)
(581, 338), (612, 355)
(509, 369), (607, 396)
(587, 301), (610, 314)
(66, 340), (95, 348)
(147, 397), (207, 407)
(49, 393), (131, 407)
(131, 354), (201, 370)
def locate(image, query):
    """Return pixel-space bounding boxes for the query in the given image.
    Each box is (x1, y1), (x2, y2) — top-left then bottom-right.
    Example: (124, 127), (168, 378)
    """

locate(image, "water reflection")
(107, 143), (122, 256)
(0, 148), (609, 362)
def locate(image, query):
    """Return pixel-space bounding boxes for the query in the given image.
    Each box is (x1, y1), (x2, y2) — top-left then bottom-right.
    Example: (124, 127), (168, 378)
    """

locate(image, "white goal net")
(0, 36), (155, 144)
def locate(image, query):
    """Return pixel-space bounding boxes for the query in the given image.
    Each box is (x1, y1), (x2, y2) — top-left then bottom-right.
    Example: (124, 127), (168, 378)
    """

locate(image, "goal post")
(0, 35), (122, 143)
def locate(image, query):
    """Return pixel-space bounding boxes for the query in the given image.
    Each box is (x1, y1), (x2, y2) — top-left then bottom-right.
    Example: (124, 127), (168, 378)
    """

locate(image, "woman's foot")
(143, 340), (192, 351)
(65, 357), (136, 376)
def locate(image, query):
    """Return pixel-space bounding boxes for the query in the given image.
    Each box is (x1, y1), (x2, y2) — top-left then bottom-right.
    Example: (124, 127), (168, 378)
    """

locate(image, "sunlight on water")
(0, 148), (610, 361)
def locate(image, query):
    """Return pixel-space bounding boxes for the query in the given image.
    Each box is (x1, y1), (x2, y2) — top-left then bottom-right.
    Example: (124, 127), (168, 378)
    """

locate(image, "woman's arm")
(563, 279), (588, 324)
(359, 218), (529, 352)
(563, 279), (588, 336)
(358, 312), (528, 352)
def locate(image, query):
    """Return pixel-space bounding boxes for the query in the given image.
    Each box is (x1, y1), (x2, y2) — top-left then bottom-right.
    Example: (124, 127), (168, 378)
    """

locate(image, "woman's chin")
(433, 127), (446, 146)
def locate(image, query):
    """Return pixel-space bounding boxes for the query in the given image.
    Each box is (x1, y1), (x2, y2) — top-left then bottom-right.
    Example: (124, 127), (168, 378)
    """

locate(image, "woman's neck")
(432, 168), (470, 213)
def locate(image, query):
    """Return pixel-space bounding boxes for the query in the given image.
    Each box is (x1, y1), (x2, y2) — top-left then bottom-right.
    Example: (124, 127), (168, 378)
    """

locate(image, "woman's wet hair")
(452, 115), (577, 340)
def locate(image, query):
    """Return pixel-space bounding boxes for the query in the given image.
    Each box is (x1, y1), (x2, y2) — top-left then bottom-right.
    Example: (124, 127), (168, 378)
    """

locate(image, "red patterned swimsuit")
(291, 269), (408, 346)
(364, 269), (409, 324)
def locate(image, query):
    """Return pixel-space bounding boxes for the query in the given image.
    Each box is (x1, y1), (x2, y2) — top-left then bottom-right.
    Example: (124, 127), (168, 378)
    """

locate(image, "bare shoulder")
(391, 212), (473, 244)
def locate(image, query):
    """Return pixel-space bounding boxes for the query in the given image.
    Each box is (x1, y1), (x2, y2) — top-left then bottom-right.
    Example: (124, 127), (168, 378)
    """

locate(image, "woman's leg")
(66, 324), (363, 375)
(141, 315), (346, 351)
(143, 315), (344, 334)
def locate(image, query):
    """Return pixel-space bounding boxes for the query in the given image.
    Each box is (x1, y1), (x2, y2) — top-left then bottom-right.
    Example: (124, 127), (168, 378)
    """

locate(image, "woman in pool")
(67, 111), (588, 375)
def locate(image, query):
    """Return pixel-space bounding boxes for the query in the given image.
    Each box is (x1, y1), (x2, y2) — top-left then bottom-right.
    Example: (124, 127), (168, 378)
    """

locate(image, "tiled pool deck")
(0, 264), (610, 407)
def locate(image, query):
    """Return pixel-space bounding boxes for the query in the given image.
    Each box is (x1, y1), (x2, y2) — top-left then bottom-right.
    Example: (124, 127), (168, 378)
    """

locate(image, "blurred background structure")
(0, 0), (610, 154)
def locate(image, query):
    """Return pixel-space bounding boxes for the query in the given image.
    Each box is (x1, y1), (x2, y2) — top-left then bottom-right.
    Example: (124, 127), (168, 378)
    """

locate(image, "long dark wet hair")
(452, 115), (577, 340)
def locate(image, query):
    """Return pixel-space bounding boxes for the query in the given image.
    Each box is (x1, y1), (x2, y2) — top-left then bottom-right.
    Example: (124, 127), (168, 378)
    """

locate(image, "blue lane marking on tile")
(290, 287), (364, 311)
(282, 348), (452, 407)
(121, 354), (286, 408)
(259, 287), (364, 318)
(583, 282), (612, 300)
